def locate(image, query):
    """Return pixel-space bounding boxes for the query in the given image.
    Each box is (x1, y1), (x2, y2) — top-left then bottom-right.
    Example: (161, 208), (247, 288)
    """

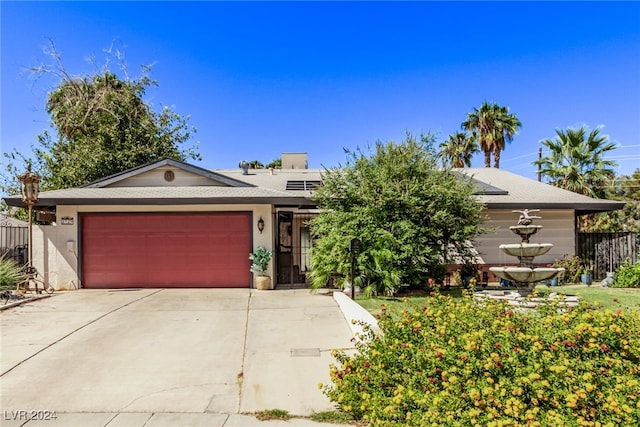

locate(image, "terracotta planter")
(255, 275), (271, 290)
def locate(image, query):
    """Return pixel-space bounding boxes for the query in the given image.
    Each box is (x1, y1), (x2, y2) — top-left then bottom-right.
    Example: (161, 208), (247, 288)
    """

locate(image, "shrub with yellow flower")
(323, 291), (640, 425)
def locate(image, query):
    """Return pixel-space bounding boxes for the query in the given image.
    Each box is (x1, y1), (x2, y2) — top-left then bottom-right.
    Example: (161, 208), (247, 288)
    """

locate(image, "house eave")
(483, 201), (626, 214)
(3, 196), (314, 208)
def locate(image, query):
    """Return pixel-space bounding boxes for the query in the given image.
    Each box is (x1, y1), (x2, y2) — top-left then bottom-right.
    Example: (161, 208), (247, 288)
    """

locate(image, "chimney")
(281, 153), (308, 169)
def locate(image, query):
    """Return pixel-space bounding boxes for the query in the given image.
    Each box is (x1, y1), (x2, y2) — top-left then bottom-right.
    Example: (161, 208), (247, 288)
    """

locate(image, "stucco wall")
(36, 205), (578, 290)
(40, 204), (274, 290)
(107, 166), (227, 187)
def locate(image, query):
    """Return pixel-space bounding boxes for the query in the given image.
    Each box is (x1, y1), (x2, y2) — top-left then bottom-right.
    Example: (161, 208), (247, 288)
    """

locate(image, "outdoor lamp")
(257, 217), (265, 234)
(18, 164), (40, 205)
(17, 164), (40, 269)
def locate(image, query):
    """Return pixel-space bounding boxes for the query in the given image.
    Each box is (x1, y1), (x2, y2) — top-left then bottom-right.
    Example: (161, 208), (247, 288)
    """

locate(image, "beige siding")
(107, 166), (228, 187)
(476, 209), (576, 265)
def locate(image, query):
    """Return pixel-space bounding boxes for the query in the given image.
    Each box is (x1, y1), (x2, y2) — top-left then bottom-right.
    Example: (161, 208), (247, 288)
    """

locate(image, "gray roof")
(456, 168), (625, 214)
(3, 186), (312, 208)
(2, 159), (624, 214)
(217, 168), (323, 194)
(83, 158), (254, 188)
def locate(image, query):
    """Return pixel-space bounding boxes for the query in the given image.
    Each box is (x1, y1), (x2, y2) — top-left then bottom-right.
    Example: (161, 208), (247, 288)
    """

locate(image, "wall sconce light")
(257, 217), (265, 234)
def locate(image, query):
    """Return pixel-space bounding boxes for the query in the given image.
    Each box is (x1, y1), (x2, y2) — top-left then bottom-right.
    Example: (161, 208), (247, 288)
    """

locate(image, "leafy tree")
(533, 126), (617, 198)
(438, 131), (478, 168)
(462, 102), (521, 168)
(2, 42), (199, 207)
(584, 169), (640, 232)
(309, 133), (485, 295)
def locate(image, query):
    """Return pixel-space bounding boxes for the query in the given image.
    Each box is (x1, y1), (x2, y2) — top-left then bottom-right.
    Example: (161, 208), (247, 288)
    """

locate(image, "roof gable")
(83, 158), (254, 188)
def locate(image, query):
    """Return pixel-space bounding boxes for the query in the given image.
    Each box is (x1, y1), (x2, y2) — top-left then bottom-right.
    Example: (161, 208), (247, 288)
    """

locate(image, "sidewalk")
(0, 412), (349, 426)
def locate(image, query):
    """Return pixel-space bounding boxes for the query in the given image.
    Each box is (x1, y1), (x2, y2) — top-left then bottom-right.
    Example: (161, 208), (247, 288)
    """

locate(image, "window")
(300, 226), (313, 271)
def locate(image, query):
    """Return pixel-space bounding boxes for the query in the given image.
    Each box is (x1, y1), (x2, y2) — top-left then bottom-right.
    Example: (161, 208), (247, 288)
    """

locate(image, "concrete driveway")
(0, 289), (355, 420)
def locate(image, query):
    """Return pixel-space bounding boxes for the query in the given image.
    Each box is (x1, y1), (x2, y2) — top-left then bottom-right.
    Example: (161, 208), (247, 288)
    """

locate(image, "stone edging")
(1, 294), (52, 311)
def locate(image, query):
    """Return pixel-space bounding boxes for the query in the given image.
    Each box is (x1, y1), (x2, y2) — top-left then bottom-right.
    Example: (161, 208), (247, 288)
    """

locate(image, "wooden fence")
(577, 232), (639, 280)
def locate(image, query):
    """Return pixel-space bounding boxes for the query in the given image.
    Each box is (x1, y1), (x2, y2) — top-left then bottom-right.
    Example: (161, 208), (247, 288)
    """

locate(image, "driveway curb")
(333, 291), (380, 337)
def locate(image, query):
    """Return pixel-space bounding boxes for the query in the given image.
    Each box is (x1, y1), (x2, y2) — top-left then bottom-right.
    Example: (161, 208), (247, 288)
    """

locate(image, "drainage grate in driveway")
(290, 348), (321, 357)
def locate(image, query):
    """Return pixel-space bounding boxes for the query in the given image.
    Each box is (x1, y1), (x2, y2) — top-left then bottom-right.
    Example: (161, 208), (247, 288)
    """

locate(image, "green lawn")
(356, 285), (640, 315)
(547, 284), (640, 311)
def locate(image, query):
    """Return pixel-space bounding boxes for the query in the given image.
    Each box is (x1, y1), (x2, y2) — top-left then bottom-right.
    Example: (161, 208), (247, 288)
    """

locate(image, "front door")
(276, 212), (315, 285)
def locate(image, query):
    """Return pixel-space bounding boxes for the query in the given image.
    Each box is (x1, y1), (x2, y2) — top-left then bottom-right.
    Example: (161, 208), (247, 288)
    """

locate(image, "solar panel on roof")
(472, 179), (509, 195)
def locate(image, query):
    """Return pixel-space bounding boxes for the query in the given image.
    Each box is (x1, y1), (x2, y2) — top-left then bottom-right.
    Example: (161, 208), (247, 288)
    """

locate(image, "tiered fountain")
(476, 209), (578, 308)
(489, 209), (564, 296)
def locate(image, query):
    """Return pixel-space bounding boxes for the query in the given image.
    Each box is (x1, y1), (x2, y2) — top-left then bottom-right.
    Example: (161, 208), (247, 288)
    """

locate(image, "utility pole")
(537, 147), (542, 182)
(350, 238), (361, 300)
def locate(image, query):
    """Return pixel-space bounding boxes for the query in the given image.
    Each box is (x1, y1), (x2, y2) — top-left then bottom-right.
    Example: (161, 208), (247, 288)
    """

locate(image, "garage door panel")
(82, 213), (251, 288)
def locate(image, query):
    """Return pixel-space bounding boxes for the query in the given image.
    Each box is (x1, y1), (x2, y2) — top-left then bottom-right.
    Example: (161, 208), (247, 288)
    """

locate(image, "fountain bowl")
(489, 267), (565, 283)
(499, 243), (553, 258)
(509, 225), (542, 234)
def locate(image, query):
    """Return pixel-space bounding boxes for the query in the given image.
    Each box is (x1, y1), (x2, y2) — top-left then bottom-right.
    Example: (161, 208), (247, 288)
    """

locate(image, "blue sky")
(2, 1), (639, 181)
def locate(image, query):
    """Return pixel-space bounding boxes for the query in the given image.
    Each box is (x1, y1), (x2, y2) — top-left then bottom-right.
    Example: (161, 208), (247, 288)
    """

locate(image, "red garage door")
(81, 212), (251, 288)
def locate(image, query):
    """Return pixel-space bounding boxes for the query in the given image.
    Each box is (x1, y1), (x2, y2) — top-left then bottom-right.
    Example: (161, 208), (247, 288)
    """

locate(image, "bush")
(323, 292), (640, 426)
(0, 257), (25, 291)
(612, 260), (640, 288)
(551, 255), (583, 285)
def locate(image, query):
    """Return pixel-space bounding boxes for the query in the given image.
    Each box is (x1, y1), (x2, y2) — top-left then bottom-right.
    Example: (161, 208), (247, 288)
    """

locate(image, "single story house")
(3, 154), (624, 290)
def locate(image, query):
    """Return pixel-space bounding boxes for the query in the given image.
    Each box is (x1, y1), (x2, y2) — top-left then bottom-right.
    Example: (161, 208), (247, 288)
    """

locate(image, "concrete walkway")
(0, 289), (363, 426)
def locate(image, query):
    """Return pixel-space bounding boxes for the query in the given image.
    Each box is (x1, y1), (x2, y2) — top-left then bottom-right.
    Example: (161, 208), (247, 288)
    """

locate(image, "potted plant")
(250, 246), (273, 290)
(459, 263), (476, 288)
(580, 266), (593, 286)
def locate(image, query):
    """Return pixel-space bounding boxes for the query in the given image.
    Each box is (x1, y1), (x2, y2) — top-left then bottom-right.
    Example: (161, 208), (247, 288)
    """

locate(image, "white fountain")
(490, 209), (564, 295)
(476, 209), (579, 308)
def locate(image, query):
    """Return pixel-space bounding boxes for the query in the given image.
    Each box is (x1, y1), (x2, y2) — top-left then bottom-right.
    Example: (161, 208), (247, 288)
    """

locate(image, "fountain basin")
(499, 243), (553, 258)
(509, 225), (542, 234)
(490, 267), (565, 283)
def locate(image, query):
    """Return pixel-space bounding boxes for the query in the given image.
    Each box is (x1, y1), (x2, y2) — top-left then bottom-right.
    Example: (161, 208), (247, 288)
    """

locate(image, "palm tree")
(462, 102), (521, 168)
(438, 131), (478, 168)
(533, 126), (617, 197)
(247, 160), (264, 169)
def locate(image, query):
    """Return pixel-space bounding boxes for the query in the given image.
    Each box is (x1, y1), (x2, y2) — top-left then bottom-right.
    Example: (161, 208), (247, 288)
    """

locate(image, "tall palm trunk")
(484, 150), (491, 168)
(493, 148), (501, 168)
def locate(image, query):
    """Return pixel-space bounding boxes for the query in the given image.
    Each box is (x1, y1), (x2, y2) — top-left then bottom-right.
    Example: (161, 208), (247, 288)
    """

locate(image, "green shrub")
(612, 260), (640, 288)
(323, 292), (640, 426)
(551, 255), (583, 285)
(0, 257), (25, 291)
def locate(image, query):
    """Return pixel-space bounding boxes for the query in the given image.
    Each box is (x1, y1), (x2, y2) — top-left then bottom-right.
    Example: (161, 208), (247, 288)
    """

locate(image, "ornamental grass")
(322, 292), (640, 426)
